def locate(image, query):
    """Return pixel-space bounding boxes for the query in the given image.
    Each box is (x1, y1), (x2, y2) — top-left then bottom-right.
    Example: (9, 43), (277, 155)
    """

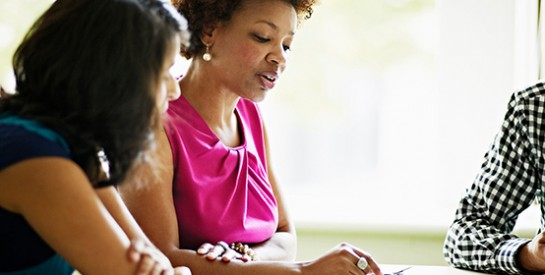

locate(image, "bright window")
(261, 0), (541, 233)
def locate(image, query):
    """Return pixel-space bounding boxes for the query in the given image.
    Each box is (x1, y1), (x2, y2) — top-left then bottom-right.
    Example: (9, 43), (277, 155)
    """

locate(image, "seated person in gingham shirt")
(445, 81), (545, 274)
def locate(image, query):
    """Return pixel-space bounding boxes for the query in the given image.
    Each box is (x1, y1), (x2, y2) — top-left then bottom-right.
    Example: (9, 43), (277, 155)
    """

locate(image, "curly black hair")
(1, 0), (188, 187)
(172, 0), (317, 59)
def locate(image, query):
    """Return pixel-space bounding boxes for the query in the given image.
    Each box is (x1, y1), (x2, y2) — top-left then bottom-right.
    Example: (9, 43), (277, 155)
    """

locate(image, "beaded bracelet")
(230, 242), (259, 261)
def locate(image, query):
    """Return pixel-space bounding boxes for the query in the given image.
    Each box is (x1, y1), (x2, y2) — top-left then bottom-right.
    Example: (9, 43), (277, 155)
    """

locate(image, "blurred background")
(1, 0), (542, 266)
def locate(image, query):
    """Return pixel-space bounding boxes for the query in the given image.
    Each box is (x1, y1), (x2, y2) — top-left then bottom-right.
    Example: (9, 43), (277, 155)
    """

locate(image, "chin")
(244, 93), (267, 103)
(160, 104), (169, 113)
(255, 95), (267, 102)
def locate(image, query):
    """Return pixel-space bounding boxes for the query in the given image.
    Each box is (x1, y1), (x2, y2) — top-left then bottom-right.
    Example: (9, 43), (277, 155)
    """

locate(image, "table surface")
(73, 264), (488, 275)
(381, 264), (486, 275)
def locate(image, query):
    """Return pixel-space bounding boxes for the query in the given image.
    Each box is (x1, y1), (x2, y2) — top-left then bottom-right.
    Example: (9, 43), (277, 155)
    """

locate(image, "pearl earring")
(203, 45), (212, 61)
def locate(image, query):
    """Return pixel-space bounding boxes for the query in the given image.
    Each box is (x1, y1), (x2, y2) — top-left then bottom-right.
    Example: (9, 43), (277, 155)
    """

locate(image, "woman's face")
(157, 36), (182, 113)
(208, 0), (297, 102)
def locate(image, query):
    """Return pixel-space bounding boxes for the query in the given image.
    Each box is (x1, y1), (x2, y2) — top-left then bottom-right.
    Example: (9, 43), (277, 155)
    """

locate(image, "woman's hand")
(301, 243), (383, 275)
(128, 239), (191, 275)
(173, 266), (192, 275)
(197, 241), (250, 263)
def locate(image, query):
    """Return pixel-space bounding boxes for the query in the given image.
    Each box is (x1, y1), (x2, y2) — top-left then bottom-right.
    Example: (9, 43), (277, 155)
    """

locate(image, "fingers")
(128, 239), (176, 275)
(198, 241), (243, 262)
(356, 257), (369, 271)
(136, 253), (180, 275)
(196, 243), (214, 255)
(135, 254), (156, 275)
(128, 239), (146, 262)
(150, 260), (164, 275)
(173, 266), (192, 275)
(239, 253), (252, 262)
(137, 255), (173, 275)
(221, 248), (239, 262)
(206, 243), (227, 260)
(338, 243), (382, 275)
(339, 245), (366, 275)
(356, 258), (376, 275)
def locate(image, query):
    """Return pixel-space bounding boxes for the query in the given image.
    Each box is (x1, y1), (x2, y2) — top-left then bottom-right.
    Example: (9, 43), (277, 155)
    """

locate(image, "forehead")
(228, 0), (297, 32)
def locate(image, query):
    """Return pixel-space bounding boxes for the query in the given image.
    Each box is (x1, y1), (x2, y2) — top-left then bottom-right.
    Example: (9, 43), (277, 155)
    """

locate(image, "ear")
(200, 22), (220, 46)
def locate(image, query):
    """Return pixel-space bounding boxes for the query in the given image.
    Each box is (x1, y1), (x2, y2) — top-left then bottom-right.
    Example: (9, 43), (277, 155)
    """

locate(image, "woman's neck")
(180, 65), (242, 147)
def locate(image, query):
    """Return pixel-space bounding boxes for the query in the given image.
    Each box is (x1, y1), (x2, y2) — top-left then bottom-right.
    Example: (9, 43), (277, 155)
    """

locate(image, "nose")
(166, 72), (181, 101)
(266, 45), (287, 69)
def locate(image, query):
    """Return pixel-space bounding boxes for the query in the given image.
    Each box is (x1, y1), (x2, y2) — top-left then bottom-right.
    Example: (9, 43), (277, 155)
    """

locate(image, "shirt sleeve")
(443, 89), (543, 274)
(0, 124), (70, 170)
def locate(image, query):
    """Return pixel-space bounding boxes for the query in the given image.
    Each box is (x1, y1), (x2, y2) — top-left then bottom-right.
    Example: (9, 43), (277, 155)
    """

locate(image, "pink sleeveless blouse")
(165, 95), (278, 249)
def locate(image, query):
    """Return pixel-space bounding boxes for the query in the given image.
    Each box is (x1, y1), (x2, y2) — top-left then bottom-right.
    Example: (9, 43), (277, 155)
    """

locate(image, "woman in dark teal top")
(0, 119), (73, 274)
(0, 0), (191, 274)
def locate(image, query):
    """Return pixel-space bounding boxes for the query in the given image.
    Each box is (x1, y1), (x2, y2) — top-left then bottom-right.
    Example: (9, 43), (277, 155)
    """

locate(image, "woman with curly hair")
(119, 0), (383, 274)
(0, 0), (192, 274)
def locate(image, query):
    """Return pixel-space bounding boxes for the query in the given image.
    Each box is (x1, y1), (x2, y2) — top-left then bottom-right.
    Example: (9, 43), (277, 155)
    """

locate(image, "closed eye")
(253, 34), (291, 52)
(254, 34), (270, 43)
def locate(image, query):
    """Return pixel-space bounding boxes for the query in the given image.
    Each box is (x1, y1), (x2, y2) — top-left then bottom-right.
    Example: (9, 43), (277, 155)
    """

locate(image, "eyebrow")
(255, 20), (295, 35)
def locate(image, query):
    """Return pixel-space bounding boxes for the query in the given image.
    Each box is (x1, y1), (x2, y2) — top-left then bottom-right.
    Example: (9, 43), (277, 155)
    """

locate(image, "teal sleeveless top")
(0, 113), (74, 274)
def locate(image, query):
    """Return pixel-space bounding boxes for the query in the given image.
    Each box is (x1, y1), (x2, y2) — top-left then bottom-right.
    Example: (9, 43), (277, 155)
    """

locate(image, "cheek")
(232, 43), (262, 66)
(156, 84), (167, 106)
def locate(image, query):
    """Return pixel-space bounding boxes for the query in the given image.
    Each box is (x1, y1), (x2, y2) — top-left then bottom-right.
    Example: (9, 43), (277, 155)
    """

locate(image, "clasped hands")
(128, 239), (191, 275)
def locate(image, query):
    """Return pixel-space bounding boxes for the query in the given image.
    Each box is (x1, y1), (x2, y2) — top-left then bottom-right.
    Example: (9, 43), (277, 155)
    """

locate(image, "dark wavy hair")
(0, 0), (188, 187)
(172, 0), (316, 59)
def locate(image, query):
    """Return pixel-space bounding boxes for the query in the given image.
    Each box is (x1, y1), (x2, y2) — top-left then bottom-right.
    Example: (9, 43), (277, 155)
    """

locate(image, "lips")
(259, 71), (279, 90)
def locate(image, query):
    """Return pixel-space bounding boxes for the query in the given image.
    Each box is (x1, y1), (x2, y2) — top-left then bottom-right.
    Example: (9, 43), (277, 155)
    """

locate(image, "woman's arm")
(0, 157), (140, 274)
(249, 123), (297, 261)
(96, 187), (150, 243)
(96, 186), (177, 272)
(118, 128), (184, 263)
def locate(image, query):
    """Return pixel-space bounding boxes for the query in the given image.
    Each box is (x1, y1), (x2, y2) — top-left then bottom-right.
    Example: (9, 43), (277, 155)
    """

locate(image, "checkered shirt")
(443, 82), (545, 274)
